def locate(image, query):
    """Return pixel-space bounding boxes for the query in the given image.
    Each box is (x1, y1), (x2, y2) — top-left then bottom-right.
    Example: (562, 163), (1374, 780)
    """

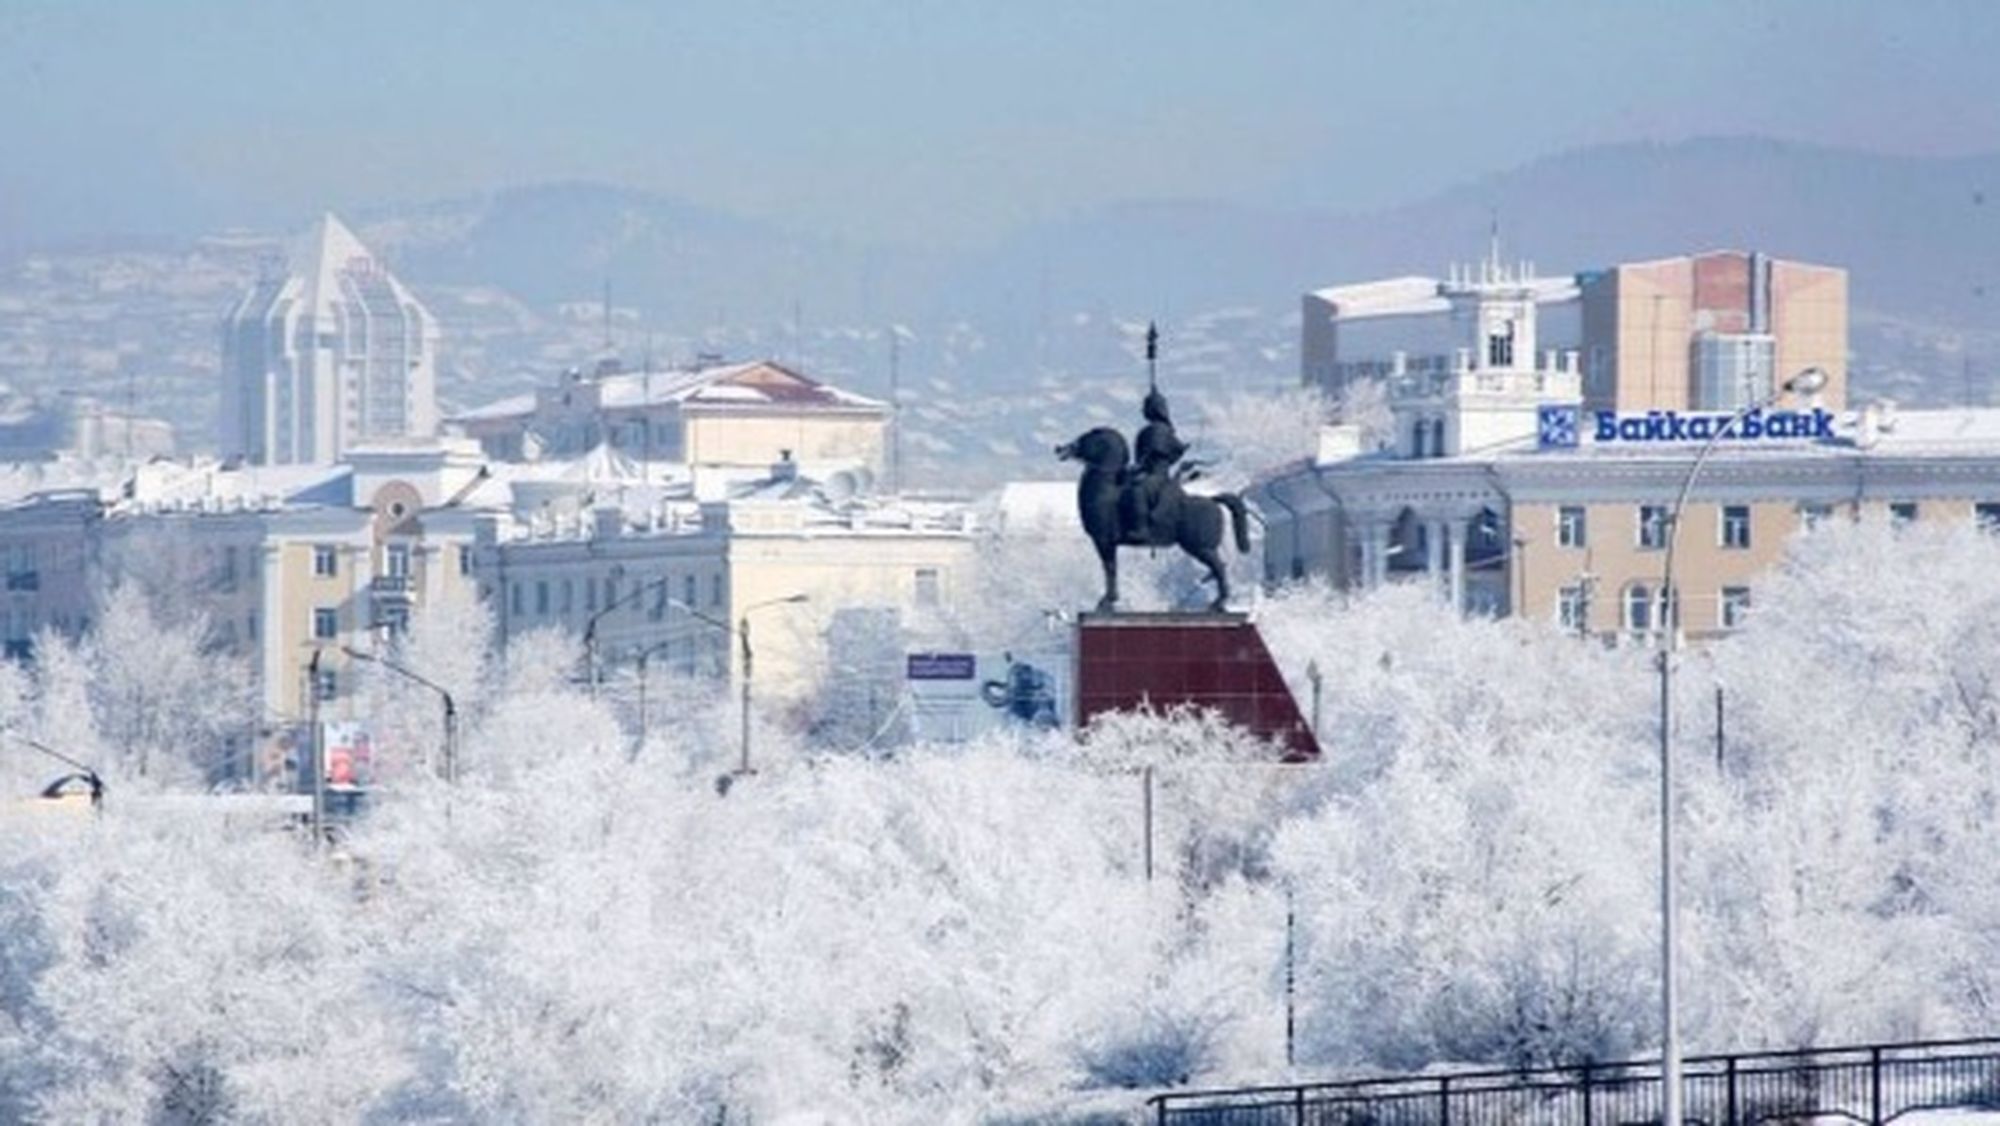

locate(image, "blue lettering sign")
(1584, 407), (1835, 445)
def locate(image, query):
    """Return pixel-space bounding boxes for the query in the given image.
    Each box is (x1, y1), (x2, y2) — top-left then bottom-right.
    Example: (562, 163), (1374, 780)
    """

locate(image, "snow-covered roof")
(1309, 273), (1579, 319)
(451, 360), (887, 424)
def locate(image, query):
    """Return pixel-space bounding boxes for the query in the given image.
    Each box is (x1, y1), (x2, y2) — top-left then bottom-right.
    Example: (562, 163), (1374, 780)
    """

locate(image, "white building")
(1302, 251), (1582, 401)
(220, 213), (440, 465)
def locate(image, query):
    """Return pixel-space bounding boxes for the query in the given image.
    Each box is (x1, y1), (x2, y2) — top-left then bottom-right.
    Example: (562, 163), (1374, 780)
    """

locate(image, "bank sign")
(1537, 404), (1835, 450)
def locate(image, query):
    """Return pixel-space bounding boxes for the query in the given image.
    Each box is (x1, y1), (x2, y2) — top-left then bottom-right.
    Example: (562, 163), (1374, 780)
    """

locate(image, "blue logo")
(1538, 404), (1581, 449)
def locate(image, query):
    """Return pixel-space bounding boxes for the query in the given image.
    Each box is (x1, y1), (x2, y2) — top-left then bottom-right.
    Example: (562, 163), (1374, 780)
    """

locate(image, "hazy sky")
(5, 0), (2000, 247)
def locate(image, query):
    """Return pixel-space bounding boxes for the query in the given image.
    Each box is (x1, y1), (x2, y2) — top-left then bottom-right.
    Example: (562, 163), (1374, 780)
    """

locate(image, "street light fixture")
(5, 731), (105, 809)
(339, 645), (459, 784)
(583, 575), (667, 696)
(1656, 365), (1826, 1126)
(630, 596), (732, 756)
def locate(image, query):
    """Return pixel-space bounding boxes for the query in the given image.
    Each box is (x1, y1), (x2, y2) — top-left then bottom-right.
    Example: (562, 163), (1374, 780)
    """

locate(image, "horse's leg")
(1096, 537), (1120, 612)
(1191, 544), (1229, 611)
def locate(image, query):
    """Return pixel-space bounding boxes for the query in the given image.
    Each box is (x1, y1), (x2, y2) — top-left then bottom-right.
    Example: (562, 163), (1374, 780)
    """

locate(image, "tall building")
(1578, 250), (1847, 414)
(1302, 248), (1846, 416)
(220, 213), (439, 465)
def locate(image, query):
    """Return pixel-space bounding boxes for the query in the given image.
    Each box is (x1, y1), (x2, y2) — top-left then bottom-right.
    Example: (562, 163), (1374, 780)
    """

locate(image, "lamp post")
(732, 594), (810, 778)
(340, 645), (459, 783)
(631, 596), (732, 756)
(1656, 366), (1825, 1126)
(583, 575), (667, 697)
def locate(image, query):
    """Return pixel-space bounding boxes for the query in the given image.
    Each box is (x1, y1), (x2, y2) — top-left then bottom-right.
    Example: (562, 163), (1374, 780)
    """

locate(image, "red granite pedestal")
(1073, 612), (1321, 762)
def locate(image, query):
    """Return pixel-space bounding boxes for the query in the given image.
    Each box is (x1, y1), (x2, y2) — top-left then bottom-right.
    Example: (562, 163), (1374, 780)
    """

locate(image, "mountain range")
(345, 136), (2000, 342)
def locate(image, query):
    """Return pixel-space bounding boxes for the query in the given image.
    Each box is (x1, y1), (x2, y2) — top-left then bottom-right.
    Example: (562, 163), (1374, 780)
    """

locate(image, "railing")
(1148, 1036), (2000, 1125)
(370, 574), (413, 596)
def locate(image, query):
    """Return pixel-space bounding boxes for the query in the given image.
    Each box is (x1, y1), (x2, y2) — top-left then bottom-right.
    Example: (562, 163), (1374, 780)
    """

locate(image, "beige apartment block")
(1579, 251), (1847, 415)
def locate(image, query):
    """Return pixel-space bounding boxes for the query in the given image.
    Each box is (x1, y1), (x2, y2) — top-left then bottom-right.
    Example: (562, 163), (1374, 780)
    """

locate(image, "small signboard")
(906, 653), (977, 680)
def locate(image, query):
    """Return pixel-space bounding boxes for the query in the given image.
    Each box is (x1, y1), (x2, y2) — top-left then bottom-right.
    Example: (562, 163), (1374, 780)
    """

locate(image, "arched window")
(1412, 419), (1429, 458)
(1429, 417), (1447, 458)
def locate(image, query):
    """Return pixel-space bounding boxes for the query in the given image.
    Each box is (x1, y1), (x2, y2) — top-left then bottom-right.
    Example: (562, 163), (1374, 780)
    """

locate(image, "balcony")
(370, 574), (414, 601)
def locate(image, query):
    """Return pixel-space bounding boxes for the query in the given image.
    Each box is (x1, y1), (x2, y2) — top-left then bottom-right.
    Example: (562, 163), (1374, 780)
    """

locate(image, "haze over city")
(7, 1), (2000, 247)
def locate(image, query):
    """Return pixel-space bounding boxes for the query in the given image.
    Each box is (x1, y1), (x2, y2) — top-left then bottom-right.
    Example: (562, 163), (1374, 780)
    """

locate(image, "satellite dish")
(819, 471), (859, 506)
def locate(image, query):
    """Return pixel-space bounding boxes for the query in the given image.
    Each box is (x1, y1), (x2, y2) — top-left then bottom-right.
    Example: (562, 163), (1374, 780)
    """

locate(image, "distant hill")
(330, 138), (2000, 360)
(351, 182), (951, 331)
(950, 137), (2000, 327)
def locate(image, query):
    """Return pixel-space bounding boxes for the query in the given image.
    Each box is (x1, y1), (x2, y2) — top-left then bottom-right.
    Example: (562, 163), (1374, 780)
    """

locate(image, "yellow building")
(450, 358), (890, 477)
(1264, 249), (1999, 640)
(472, 491), (978, 701)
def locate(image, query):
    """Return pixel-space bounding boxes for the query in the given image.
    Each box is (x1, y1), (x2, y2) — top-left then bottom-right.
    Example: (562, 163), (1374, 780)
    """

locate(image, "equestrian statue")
(1055, 341), (1251, 612)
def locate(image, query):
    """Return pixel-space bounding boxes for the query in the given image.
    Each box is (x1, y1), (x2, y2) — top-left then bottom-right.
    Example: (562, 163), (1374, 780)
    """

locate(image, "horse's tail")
(1217, 492), (1251, 554)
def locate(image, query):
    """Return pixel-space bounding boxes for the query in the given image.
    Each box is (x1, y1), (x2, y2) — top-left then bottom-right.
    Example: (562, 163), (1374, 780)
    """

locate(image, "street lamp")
(731, 594), (810, 779)
(630, 596), (732, 756)
(340, 645), (459, 784)
(583, 574), (665, 696)
(1656, 366), (1826, 1126)
(5, 731), (104, 809)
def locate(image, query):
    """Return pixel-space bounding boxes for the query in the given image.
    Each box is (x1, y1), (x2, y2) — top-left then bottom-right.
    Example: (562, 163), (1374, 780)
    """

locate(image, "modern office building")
(1302, 248), (1847, 417)
(219, 213), (440, 465)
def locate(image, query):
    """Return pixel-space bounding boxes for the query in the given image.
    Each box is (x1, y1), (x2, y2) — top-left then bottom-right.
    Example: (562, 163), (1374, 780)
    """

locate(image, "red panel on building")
(1074, 613), (1321, 762)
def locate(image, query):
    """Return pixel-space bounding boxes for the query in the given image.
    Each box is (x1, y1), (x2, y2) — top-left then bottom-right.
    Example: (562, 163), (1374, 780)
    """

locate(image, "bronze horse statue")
(1056, 427), (1252, 612)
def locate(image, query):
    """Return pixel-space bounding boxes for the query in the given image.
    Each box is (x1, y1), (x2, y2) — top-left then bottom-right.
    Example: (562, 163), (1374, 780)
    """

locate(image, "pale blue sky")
(5, 0), (1999, 246)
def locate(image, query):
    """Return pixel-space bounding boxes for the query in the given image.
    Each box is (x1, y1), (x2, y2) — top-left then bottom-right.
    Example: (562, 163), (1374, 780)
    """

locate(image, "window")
(1800, 502), (1836, 530)
(1637, 505), (1670, 550)
(535, 580), (550, 615)
(313, 544), (338, 577)
(585, 577), (598, 612)
(247, 612), (257, 641)
(510, 581), (524, 617)
(559, 579), (573, 615)
(1557, 506), (1587, 549)
(1720, 586), (1752, 630)
(711, 573), (724, 607)
(458, 545), (473, 576)
(378, 606), (410, 636)
(1557, 585), (1588, 632)
(1720, 505), (1751, 550)
(1487, 321), (1515, 368)
(683, 573), (696, 609)
(1889, 502), (1919, 526)
(1623, 584), (1653, 633)
(1977, 503), (2000, 534)
(915, 567), (941, 608)
(650, 578), (667, 621)
(221, 546), (239, 591)
(385, 543), (411, 578)
(313, 607), (338, 640)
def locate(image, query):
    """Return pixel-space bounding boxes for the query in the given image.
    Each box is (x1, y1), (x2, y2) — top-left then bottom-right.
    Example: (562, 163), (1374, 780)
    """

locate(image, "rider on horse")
(1132, 386), (1188, 537)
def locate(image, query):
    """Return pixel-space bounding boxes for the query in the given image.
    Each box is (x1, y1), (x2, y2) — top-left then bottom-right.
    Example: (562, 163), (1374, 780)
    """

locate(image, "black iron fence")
(1148, 1036), (2000, 1125)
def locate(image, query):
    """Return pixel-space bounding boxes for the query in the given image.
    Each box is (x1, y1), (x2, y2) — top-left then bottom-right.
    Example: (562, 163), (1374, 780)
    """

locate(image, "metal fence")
(1148, 1036), (2000, 1126)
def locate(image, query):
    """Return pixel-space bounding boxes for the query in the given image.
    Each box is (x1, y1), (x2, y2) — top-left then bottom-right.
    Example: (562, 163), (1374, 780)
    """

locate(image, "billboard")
(321, 722), (377, 790)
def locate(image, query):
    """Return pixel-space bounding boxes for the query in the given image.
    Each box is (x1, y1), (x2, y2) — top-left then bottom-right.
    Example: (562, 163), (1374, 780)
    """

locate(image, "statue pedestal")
(1073, 612), (1321, 762)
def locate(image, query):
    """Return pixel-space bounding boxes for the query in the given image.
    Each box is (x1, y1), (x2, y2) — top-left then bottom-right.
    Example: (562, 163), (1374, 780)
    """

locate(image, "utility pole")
(308, 649), (325, 848)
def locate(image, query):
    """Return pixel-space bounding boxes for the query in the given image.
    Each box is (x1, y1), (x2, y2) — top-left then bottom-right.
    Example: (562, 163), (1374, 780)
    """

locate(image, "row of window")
(1555, 584), (1754, 634)
(1552, 501), (2000, 551)
(311, 543), (474, 579)
(508, 572), (727, 621)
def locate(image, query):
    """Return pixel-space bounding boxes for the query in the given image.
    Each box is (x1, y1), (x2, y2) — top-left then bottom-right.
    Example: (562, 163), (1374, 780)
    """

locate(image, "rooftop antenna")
(602, 277), (613, 355)
(888, 326), (902, 493)
(1146, 321), (1159, 393)
(1487, 208), (1502, 281)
